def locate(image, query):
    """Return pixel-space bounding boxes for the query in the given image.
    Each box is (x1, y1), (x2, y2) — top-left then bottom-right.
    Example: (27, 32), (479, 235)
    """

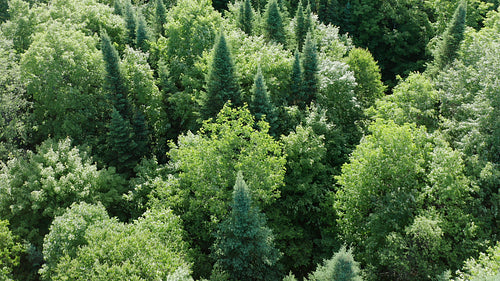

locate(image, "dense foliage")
(0, 0), (499, 280)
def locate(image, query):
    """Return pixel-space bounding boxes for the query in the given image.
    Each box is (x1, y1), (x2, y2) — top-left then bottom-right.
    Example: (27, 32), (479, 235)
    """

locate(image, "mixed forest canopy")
(0, 0), (499, 280)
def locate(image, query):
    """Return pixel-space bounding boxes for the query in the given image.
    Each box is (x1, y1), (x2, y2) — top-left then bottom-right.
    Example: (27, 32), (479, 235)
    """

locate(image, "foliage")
(202, 33), (241, 120)
(238, 0), (253, 35)
(0, 138), (127, 249)
(335, 120), (480, 280)
(123, 0), (136, 46)
(294, 1), (306, 51)
(0, 220), (24, 281)
(212, 172), (281, 281)
(308, 246), (363, 281)
(454, 242), (500, 281)
(250, 67), (277, 133)
(264, 0), (286, 46)
(302, 32), (319, 106)
(43, 204), (192, 280)
(155, 0), (167, 36)
(345, 47), (385, 110)
(156, 105), (285, 277)
(289, 50), (304, 107)
(135, 11), (150, 52)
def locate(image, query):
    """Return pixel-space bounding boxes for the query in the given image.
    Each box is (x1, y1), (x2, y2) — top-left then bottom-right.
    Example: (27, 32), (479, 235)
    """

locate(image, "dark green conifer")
(202, 33), (241, 120)
(155, 0), (167, 37)
(212, 172), (281, 281)
(0, 0), (9, 22)
(136, 11), (150, 52)
(131, 110), (149, 162)
(290, 50), (305, 107)
(113, 0), (122, 15)
(434, 1), (467, 71)
(302, 32), (319, 105)
(251, 67), (276, 130)
(106, 108), (138, 176)
(295, 1), (306, 51)
(238, 0), (254, 35)
(101, 32), (132, 118)
(124, 0), (136, 46)
(304, 2), (312, 33)
(264, 0), (286, 46)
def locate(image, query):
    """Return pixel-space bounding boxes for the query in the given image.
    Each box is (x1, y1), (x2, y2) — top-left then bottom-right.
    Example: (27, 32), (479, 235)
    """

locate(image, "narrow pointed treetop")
(155, 0), (167, 37)
(124, 0), (136, 46)
(203, 33), (241, 120)
(302, 32), (319, 105)
(295, 1), (306, 51)
(136, 11), (150, 52)
(264, 0), (286, 46)
(251, 67), (275, 122)
(304, 2), (312, 33)
(290, 50), (305, 107)
(238, 0), (254, 35)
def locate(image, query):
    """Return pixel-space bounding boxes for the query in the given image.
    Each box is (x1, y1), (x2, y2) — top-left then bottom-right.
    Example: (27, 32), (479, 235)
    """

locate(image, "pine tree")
(290, 50), (305, 107)
(238, 0), (253, 35)
(308, 246), (363, 281)
(101, 32), (132, 118)
(124, 0), (136, 46)
(212, 172), (281, 281)
(295, 1), (306, 51)
(251, 67), (276, 128)
(136, 11), (150, 52)
(106, 108), (138, 176)
(264, 0), (286, 46)
(155, 0), (167, 37)
(304, 2), (312, 33)
(0, 0), (9, 22)
(202, 33), (241, 120)
(113, 0), (122, 15)
(131, 110), (149, 162)
(433, 1), (467, 71)
(302, 32), (318, 106)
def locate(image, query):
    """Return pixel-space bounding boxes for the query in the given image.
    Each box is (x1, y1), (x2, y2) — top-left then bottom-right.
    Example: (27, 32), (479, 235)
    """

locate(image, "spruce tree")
(131, 110), (149, 162)
(238, 0), (253, 35)
(434, 1), (467, 71)
(101, 32), (132, 118)
(302, 32), (319, 106)
(136, 11), (150, 52)
(290, 50), (305, 107)
(308, 246), (363, 281)
(212, 172), (281, 281)
(264, 0), (286, 46)
(202, 33), (241, 120)
(305, 2), (312, 33)
(113, 0), (122, 15)
(124, 0), (136, 46)
(295, 1), (306, 51)
(155, 0), (167, 37)
(0, 0), (8, 22)
(250, 67), (276, 131)
(106, 108), (138, 176)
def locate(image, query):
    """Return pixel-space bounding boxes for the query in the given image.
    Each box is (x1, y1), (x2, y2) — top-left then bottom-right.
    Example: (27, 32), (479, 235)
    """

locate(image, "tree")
(289, 50), (304, 107)
(106, 108), (139, 176)
(455, 242), (500, 281)
(212, 172), (281, 281)
(238, 0), (253, 35)
(295, 1), (306, 51)
(155, 0), (167, 36)
(136, 10), (150, 52)
(250, 67), (276, 133)
(302, 32), (319, 106)
(0, 220), (23, 281)
(308, 246), (363, 281)
(432, 0), (467, 72)
(345, 47), (385, 110)
(202, 33), (241, 120)
(0, 0), (8, 22)
(264, 0), (286, 46)
(123, 0), (136, 46)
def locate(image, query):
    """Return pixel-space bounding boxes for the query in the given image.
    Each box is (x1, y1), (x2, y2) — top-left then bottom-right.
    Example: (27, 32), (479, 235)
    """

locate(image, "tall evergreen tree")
(124, 0), (136, 46)
(136, 11), (150, 52)
(250, 67), (276, 132)
(0, 0), (8, 22)
(304, 2), (313, 33)
(202, 33), (241, 120)
(106, 108), (138, 176)
(155, 0), (167, 36)
(101, 32), (132, 118)
(295, 1), (306, 51)
(264, 0), (286, 46)
(131, 110), (149, 163)
(113, 0), (122, 15)
(302, 32), (319, 106)
(212, 172), (281, 281)
(290, 50), (305, 107)
(433, 1), (467, 71)
(238, 0), (254, 35)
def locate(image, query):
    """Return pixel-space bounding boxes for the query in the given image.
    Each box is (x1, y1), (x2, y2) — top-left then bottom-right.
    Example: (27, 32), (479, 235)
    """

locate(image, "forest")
(0, 0), (499, 280)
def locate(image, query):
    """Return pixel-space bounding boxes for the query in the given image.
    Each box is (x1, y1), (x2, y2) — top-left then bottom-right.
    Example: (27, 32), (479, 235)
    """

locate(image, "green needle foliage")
(212, 172), (281, 281)
(302, 32), (319, 106)
(433, 1), (467, 72)
(308, 246), (363, 281)
(289, 50), (305, 107)
(106, 108), (138, 176)
(264, 0), (286, 46)
(295, 1), (306, 51)
(238, 0), (253, 35)
(155, 0), (167, 36)
(123, 0), (136, 46)
(113, 0), (122, 15)
(250, 67), (276, 134)
(0, 0), (8, 22)
(136, 11), (150, 52)
(202, 33), (241, 120)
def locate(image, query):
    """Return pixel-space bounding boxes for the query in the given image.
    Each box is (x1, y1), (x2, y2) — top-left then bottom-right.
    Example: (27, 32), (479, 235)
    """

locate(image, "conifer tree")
(264, 0), (286, 46)
(106, 108), (138, 175)
(155, 0), (167, 37)
(290, 50), (305, 107)
(113, 0), (122, 15)
(101, 32), (132, 118)
(238, 0), (253, 35)
(251, 67), (276, 129)
(304, 2), (312, 33)
(131, 110), (149, 162)
(308, 246), (363, 281)
(302, 32), (319, 105)
(295, 1), (306, 51)
(433, 1), (467, 71)
(0, 0), (8, 22)
(212, 172), (281, 281)
(136, 11), (150, 52)
(124, 0), (136, 46)
(202, 33), (241, 120)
